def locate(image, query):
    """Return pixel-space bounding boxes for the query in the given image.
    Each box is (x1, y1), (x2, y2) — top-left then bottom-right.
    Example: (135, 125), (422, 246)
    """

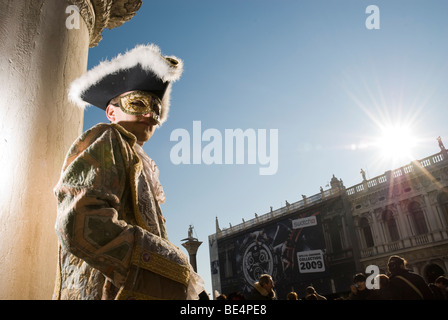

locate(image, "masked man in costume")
(53, 44), (204, 300)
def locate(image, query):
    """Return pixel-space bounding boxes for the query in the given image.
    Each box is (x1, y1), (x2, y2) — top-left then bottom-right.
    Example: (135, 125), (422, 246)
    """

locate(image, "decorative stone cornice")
(68, 0), (142, 47)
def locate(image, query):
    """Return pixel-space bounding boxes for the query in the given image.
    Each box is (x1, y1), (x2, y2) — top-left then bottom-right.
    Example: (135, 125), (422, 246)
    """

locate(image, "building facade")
(209, 142), (448, 299)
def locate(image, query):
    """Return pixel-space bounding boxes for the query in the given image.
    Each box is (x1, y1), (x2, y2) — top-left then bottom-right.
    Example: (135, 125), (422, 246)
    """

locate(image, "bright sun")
(375, 124), (417, 165)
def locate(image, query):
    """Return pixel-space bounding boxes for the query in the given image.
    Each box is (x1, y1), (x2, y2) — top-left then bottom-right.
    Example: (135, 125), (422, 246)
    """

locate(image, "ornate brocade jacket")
(53, 123), (191, 300)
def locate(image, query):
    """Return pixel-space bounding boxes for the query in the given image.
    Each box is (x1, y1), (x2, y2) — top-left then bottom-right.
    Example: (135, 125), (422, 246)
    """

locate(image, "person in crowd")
(216, 294), (227, 300)
(249, 274), (277, 300)
(349, 273), (374, 300)
(286, 291), (299, 300)
(429, 275), (448, 300)
(305, 286), (327, 300)
(387, 255), (433, 300)
(371, 274), (393, 300)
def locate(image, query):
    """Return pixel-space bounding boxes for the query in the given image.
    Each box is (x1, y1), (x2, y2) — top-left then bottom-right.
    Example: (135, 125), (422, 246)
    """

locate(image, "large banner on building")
(223, 210), (328, 298)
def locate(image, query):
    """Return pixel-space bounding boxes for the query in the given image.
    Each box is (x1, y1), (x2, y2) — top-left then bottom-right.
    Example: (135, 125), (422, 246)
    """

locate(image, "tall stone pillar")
(0, 0), (141, 299)
(182, 226), (203, 272)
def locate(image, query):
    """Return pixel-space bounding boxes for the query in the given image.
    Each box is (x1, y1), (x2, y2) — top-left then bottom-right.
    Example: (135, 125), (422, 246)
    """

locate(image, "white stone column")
(370, 210), (383, 245)
(0, 0), (141, 299)
(422, 194), (439, 231)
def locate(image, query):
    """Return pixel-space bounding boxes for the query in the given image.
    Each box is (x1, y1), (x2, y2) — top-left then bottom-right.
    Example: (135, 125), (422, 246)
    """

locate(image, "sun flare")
(375, 124), (417, 165)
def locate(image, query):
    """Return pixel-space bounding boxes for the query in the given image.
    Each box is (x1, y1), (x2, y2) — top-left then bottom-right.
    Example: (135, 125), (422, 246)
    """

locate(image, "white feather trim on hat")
(68, 43), (183, 124)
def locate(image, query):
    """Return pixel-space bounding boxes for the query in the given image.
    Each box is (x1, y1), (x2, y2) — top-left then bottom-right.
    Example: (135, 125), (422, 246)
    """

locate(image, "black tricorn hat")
(68, 44), (183, 125)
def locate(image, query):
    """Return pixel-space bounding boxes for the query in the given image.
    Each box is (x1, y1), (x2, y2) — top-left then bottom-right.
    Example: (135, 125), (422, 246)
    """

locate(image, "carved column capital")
(68, 0), (142, 47)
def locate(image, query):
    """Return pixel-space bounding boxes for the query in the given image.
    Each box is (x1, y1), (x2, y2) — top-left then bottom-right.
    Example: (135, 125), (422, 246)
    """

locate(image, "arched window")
(383, 210), (400, 242)
(409, 201), (428, 235)
(360, 217), (374, 248)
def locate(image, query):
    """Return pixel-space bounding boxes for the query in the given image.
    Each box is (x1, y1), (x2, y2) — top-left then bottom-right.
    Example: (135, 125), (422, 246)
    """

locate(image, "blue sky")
(81, 0), (448, 296)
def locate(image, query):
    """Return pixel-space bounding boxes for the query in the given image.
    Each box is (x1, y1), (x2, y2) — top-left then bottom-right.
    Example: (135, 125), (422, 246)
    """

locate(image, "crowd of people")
(214, 255), (448, 300)
(346, 255), (447, 300)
